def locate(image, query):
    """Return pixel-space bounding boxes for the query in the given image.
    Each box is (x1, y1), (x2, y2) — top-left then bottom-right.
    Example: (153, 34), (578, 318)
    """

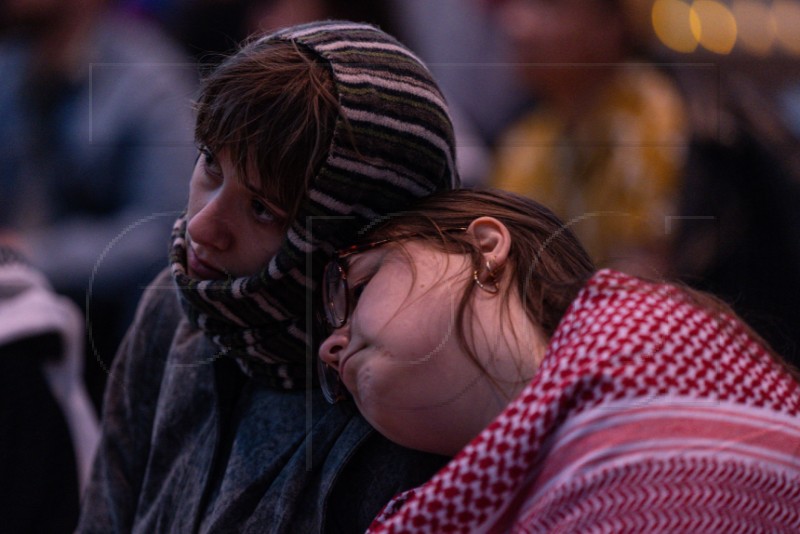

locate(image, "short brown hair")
(194, 38), (340, 226)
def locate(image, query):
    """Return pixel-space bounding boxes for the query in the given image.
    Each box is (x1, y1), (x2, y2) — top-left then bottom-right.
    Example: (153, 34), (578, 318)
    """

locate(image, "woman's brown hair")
(360, 188), (799, 383)
(361, 188), (596, 382)
(194, 38), (340, 227)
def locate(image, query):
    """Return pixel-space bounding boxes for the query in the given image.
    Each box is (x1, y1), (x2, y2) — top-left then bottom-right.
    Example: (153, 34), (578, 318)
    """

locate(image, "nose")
(318, 329), (350, 371)
(186, 198), (234, 251)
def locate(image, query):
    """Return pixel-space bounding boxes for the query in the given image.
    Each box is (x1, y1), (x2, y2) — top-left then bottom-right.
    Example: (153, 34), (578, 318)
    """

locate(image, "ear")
(466, 216), (511, 272)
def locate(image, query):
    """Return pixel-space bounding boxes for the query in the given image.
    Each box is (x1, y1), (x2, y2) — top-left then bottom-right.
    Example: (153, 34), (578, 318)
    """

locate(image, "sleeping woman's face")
(318, 237), (537, 456)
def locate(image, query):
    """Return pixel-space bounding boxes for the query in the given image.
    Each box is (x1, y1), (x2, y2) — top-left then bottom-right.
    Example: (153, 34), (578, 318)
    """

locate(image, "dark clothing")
(670, 71), (800, 367)
(0, 336), (80, 534)
(78, 269), (447, 533)
(0, 246), (97, 533)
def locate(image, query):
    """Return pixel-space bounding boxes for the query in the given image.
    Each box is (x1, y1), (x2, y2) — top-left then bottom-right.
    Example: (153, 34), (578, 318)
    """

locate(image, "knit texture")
(169, 21), (457, 388)
(368, 270), (800, 533)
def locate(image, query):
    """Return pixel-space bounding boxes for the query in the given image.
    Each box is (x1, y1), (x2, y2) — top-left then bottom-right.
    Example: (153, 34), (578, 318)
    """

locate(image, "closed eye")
(349, 275), (376, 314)
(345, 251), (390, 314)
(352, 282), (367, 303)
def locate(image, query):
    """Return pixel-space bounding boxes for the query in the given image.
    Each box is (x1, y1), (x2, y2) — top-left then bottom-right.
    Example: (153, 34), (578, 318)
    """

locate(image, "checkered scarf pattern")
(169, 21), (457, 389)
(368, 270), (800, 532)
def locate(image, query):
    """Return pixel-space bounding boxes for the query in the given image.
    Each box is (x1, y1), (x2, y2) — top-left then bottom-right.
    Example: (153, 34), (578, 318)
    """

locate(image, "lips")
(187, 246), (227, 280)
(336, 344), (370, 389)
(338, 353), (351, 381)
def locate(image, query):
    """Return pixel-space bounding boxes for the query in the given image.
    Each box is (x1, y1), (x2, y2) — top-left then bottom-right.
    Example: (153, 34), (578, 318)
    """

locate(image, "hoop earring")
(473, 260), (499, 294)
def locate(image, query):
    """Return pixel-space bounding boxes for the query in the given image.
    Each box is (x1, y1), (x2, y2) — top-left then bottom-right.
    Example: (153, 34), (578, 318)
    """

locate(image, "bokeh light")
(732, 0), (776, 56)
(691, 0), (738, 54)
(652, 0), (800, 56)
(773, 0), (800, 55)
(652, 0), (699, 53)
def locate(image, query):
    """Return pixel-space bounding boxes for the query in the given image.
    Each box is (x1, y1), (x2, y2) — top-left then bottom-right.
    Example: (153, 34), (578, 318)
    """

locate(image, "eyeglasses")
(317, 237), (396, 403)
(320, 238), (396, 333)
(317, 229), (466, 404)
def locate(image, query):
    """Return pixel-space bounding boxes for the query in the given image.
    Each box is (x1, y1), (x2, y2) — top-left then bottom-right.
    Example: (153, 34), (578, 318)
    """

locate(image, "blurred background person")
(0, 242), (99, 533)
(387, 0), (531, 153)
(484, 0), (800, 367)
(0, 0), (198, 408)
(488, 0), (688, 276)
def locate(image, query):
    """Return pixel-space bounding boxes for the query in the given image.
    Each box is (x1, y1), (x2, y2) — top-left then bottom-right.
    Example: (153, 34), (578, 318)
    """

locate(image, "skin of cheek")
(341, 252), (466, 407)
(341, 249), (499, 456)
(352, 357), (494, 456)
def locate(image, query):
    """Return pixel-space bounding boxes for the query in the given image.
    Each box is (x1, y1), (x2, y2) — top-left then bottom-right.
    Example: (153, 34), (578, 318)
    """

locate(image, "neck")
(469, 299), (549, 428)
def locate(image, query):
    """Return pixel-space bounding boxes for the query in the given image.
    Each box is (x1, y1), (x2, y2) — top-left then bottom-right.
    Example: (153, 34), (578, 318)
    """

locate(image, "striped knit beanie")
(170, 21), (458, 388)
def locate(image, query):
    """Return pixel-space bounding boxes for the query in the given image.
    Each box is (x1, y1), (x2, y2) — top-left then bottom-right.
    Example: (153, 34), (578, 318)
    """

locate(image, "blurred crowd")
(0, 0), (798, 531)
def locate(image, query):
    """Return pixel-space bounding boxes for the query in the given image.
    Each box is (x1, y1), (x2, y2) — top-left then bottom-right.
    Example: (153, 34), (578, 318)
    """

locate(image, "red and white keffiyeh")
(368, 270), (800, 533)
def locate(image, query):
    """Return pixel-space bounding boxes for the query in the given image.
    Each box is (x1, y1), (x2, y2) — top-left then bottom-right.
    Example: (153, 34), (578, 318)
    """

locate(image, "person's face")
(318, 241), (515, 456)
(494, 0), (625, 92)
(185, 147), (286, 279)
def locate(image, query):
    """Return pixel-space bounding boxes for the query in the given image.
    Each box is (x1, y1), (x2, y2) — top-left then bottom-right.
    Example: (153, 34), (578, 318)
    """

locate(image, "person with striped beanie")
(78, 21), (458, 533)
